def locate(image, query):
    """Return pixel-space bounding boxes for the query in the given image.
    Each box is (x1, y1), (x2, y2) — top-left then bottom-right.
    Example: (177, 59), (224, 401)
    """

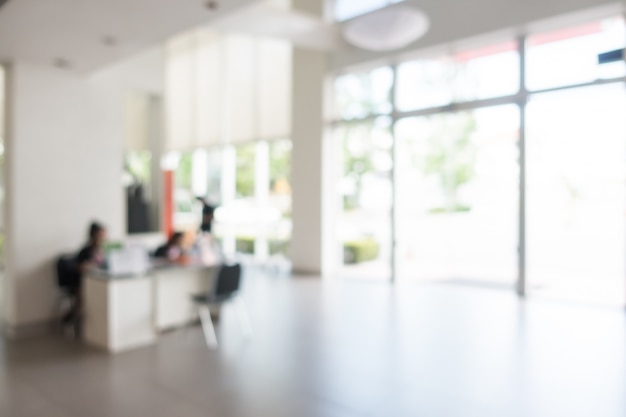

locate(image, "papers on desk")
(108, 245), (150, 275)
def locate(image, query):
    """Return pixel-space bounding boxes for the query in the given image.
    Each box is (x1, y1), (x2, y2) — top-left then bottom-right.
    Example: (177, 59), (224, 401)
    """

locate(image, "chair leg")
(198, 305), (218, 349)
(234, 297), (253, 340)
(183, 303), (197, 342)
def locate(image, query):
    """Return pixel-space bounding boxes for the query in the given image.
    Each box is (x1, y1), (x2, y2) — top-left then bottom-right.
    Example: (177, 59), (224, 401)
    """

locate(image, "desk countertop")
(87, 261), (220, 281)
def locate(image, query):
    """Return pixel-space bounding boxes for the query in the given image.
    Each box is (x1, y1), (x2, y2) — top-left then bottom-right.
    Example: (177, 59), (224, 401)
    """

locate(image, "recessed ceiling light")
(102, 36), (118, 47)
(205, 1), (218, 11)
(53, 58), (71, 69)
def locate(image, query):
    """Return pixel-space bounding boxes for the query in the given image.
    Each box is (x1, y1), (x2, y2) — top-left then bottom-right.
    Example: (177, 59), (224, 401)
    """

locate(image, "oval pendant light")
(343, 5), (430, 52)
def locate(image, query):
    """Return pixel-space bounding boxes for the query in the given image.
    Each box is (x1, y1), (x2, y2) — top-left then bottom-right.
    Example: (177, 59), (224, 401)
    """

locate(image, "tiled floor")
(1, 272), (626, 417)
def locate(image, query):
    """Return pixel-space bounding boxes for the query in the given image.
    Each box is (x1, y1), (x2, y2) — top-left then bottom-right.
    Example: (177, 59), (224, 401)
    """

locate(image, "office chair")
(190, 262), (252, 349)
(55, 255), (81, 336)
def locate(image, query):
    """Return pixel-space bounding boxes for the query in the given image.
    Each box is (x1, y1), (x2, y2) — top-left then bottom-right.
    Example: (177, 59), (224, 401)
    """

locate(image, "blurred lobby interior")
(1, 0), (626, 416)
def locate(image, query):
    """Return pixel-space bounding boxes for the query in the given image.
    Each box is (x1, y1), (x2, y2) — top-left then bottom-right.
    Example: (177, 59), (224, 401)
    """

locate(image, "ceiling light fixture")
(102, 36), (117, 47)
(205, 1), (218, 11)
(343, 4), (430, 52)
(53, 58), (71, 70)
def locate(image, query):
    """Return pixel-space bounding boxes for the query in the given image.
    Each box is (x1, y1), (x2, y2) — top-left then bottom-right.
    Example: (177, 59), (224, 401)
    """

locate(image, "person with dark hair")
(195, 197), (221, 265)
(61, 222), (107, 327)
(154, 231), (185, 262)
(76, 222), (107, 272)
(197, 197), (216, 234)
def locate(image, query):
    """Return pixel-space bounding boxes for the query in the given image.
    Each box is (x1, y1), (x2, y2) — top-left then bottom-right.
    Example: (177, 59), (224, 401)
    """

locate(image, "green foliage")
(269, 239), (289, 256)
(269, 140), (292, 191)
(176, 152), (193, 189)
(236, 144), (256, 198)
(125, 151), (151, 184)
(342, 123), (375, 211)
(234, 237), (290, 256)
(236, 236), (256, 254)
(417, 113), (478, 213)
(343, 238), (380, 264)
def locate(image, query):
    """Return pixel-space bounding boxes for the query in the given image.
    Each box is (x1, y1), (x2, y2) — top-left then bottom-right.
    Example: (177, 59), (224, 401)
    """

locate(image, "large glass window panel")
(395, 105), (520, 285)
(526, 17), (626, 91)
(205, 147), (223, 205)
(336, 118), (393, 280)
(396, 58), (456, 111)
(229, 143), (258, 255)
(396, 42), (519, 111)
(453, 43), (520, 102)
(172, 151), (197, 230)
(527, 84), (626, 305)
(236, 143), (256, 198)
(268, 140), (293, 258)
(335, 67), (393, 120)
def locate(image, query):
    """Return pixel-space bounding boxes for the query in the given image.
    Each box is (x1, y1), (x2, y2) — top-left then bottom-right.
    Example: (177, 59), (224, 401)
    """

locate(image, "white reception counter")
(83, 263), (218, 353)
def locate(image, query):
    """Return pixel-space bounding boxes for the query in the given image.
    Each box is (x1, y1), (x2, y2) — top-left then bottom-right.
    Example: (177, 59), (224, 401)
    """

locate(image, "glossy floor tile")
(1, 271), (625, 417)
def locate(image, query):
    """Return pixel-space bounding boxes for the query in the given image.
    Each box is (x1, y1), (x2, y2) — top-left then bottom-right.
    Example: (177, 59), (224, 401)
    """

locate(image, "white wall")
(2, 48), (163, 330)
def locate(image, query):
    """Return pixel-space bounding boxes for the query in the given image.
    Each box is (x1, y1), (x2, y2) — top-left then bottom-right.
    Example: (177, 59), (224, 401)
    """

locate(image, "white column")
(289, 33), (329, 275)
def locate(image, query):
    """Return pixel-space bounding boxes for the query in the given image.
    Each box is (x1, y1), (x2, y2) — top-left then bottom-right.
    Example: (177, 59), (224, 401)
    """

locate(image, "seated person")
(197, 197), (216, 234)
(61, 221), (107, 325)
(154, 232), (185, 262)
(76, 222), (108, 272)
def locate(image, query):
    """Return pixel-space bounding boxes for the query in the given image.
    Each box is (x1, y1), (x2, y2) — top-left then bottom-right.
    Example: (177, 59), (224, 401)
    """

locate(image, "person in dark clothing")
(197, 197), (216, 234)
(76, 222), (107, 272)
(62, 222), (107, 326)
(154, 232), (184, 262)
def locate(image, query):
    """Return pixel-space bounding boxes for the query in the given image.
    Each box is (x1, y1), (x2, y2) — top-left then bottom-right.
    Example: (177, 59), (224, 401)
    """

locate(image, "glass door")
(395, 104), (520, 286)
(526, 83), (626, 305)
(335, 118), (393, 281)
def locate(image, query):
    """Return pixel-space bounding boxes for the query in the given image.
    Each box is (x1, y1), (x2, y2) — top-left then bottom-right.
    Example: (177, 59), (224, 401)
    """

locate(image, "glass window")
(125, 151), (152, 185)
(205, 147), (223, 204)
(268, 140), (293, 257)
(527, 84), (626, 305)
(269, 140), (292, 197)
(236, 143), (256, 198)
(396, 42), (520, 111)
(336, 117), (393, 280)
(395, 105), (520, 284)
(175, 152), (194, 213)
(335, 66), (393, 120)
(125, 151), (154, 234)
(526, 17), (626, 91)
(453, 43), (520, 102)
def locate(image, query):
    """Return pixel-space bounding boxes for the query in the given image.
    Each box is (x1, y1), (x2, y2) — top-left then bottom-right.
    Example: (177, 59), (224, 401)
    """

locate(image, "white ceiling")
(0, 0), (259, 73)
(331, 0), (623, 71)
(210, 2), (344, 51)
(0, 0), (622, 74)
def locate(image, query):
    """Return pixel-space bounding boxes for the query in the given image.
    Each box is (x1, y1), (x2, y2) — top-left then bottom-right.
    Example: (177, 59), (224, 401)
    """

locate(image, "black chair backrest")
(56, 255), (79, 288)
(212, 263), (242, 300)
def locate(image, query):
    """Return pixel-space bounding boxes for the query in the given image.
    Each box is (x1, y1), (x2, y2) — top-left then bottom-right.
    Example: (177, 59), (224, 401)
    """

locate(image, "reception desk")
(83, 263), (218, 353)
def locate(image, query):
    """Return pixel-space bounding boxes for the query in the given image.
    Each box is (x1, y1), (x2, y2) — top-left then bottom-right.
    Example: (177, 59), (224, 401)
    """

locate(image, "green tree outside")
(415, 113), (478, 213)
(236, 143), (256, 198)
